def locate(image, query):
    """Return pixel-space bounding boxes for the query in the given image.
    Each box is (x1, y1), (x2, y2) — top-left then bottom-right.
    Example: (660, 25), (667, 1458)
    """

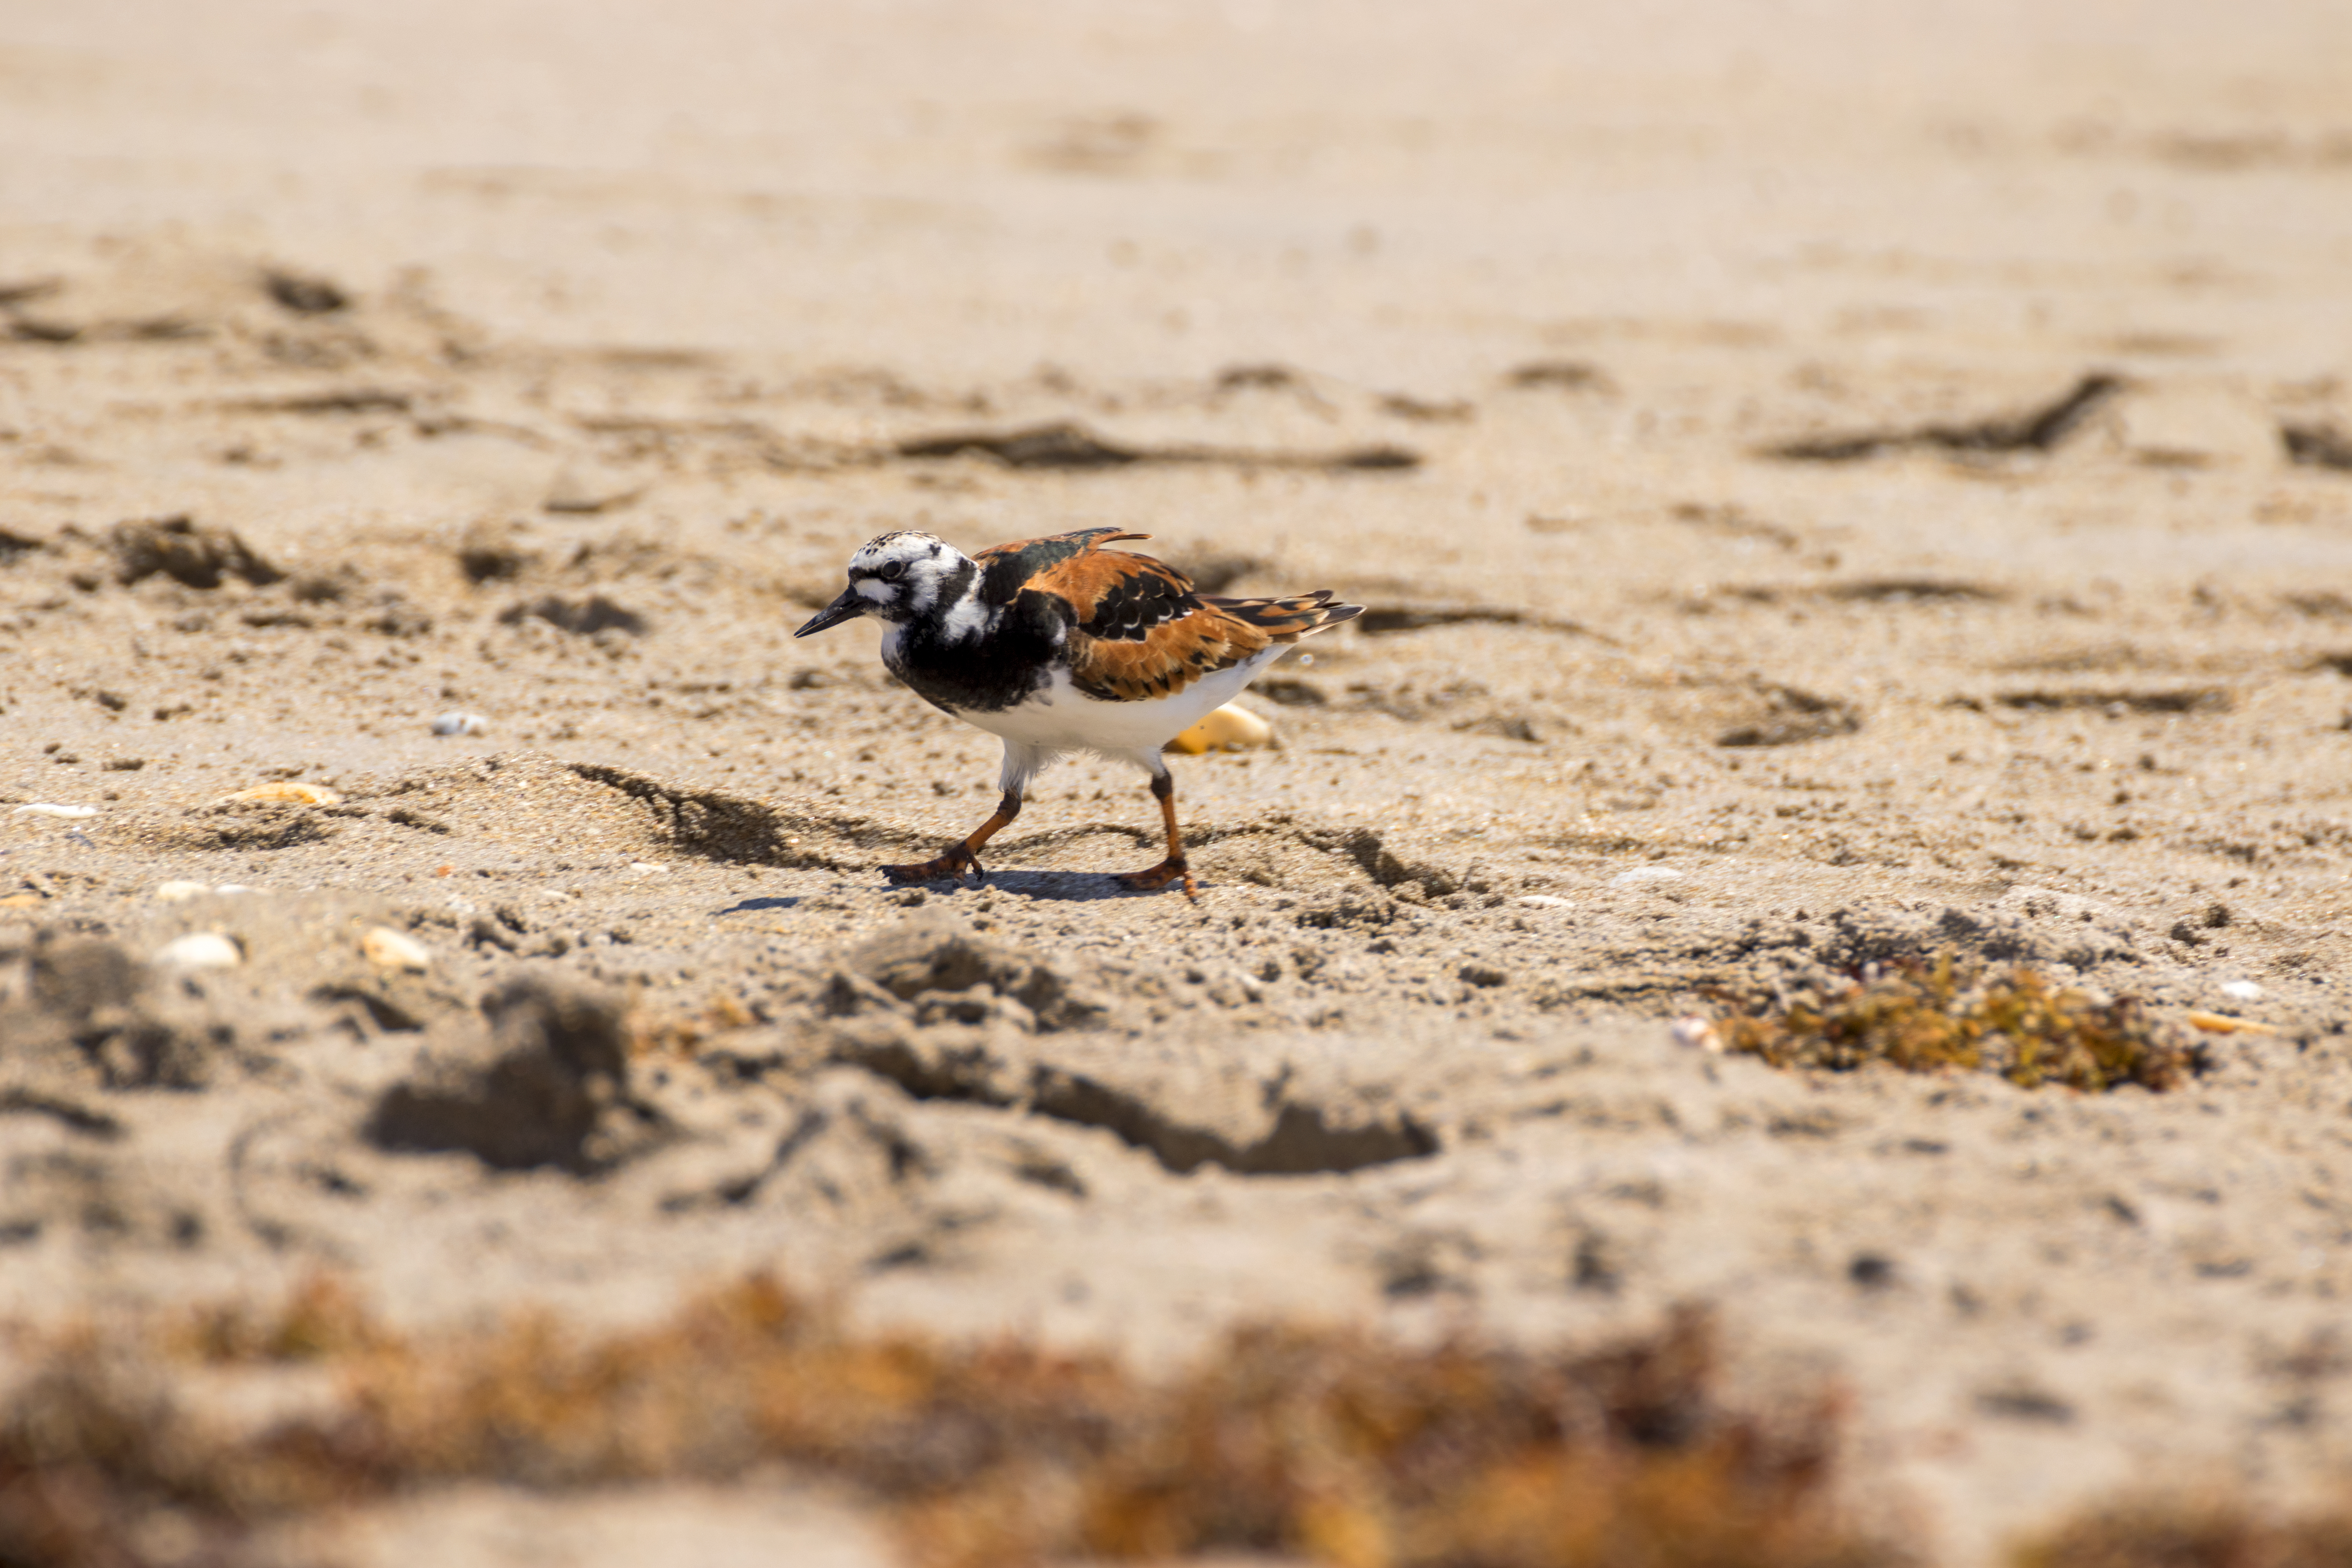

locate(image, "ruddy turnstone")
(793, 527), (1360, 897)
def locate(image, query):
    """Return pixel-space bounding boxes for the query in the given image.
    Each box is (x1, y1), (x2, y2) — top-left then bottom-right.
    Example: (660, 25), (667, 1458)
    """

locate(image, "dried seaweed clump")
(1717, 955), (2197, 1093)
(1065, 1311), (1876, 1568)
(2016, 1499), (2352, 1568)
(0, 1278), (1891, 1568)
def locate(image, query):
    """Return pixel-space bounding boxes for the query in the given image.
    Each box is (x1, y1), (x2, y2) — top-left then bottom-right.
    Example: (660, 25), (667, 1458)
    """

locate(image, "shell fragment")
(12, 803), (98, 820)
(1167, 702), (1274, 755)
(362, 926), (432, 973)
(1670, 1016), (1725, 1053)
(2185, 1011), (2277, 1036)
(224, 782), (342, 806)
(156, 932), (242, 969)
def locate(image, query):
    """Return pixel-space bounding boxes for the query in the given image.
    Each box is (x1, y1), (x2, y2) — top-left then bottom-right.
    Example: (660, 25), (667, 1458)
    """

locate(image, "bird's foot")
(883, 843), (983, 885)
(1116, 856), (1196, 900)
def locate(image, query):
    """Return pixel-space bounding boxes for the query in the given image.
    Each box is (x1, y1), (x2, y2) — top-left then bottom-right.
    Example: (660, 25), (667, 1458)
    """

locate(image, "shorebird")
(793, 527), (1359, 898)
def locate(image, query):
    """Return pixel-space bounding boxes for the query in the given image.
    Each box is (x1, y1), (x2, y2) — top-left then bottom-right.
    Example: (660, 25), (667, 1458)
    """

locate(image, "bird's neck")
(923, 575), (991, 645)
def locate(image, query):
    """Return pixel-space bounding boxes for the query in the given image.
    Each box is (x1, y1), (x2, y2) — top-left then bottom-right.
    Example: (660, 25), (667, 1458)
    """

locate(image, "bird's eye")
(878, 561), (907, 583)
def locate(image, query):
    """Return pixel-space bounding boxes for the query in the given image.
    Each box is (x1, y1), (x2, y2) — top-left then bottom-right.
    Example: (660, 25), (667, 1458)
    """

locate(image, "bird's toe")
(883, 846), (981, 884)
(1115, 858), (1194, 898)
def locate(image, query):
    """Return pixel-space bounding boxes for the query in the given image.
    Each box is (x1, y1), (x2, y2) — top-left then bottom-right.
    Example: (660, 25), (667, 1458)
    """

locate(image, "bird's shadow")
(714, 895), (802, 915)
(897, 870), (1179, 903)
(709, 876), (1183, 915)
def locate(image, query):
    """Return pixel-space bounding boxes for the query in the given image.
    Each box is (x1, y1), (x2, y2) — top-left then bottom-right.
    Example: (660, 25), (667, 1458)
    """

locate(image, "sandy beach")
(4, 2), (2352, 1563)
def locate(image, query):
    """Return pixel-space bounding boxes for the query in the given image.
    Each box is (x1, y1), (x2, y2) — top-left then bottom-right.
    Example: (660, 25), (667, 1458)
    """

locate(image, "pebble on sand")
(224, 782), (342, 806)
(1167, 702), (1274, 755)
(11, 803), (98, 819)
(433, 711), (489, 737)
(1611, 867), (1686, 889)
(362, 926), (432, 973)
(1518, 894), (1571, 908)
(155, 932), (242, 969)
(2220, 980), (2264, 1002)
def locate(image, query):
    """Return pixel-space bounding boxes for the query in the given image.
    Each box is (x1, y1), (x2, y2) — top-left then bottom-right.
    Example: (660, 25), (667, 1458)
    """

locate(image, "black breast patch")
(886, 590), (1066, 713)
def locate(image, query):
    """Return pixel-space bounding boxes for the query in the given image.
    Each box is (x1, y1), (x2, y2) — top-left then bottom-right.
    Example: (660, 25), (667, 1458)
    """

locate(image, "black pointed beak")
(793, 588), (864, 638)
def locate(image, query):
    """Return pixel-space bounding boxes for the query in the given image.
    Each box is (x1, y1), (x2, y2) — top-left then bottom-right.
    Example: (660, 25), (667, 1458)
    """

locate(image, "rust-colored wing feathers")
(973, 527), (1151, 608)
(973, 526), (1359, 703)
(971, 530), (1356, 703)
(1069, 588), (1359, 702)
(1069, 603), (1253, 702)
(1025, 545), (1186, 628)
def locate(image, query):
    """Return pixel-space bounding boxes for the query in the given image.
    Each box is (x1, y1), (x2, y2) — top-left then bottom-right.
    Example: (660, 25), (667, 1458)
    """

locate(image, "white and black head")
(793, 531), (974, 637)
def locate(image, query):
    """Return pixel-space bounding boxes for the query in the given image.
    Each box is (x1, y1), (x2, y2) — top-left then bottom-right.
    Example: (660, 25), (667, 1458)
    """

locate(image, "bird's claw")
(882, 844), (984, 886)
(1115, 857), (1196, 900)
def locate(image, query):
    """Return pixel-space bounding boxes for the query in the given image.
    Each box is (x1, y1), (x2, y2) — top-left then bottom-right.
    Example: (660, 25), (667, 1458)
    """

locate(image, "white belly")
(949, 649), (1285, 782)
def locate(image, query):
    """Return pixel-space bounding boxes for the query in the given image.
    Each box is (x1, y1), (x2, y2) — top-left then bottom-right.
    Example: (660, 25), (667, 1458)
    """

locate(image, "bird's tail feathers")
(1200, 590), (1362, 642)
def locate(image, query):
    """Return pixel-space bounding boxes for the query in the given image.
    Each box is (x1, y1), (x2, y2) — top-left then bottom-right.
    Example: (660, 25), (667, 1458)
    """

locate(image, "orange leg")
(1116, 771), (1197, 900)
(884, 790), (1021, 886)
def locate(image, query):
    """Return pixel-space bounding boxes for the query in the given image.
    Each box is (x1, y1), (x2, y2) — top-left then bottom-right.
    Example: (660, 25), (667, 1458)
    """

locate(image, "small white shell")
(12, 803), (98, 820)
(432, 712), (488, 737)
(361, 926), (432, 972)
(156, 932), (242, 969)
(155, 880), (211, 902)
(1610, 867), (1684, 889)
(1517, 894), (1571, 908)
(2220, 979), (2263, 1002)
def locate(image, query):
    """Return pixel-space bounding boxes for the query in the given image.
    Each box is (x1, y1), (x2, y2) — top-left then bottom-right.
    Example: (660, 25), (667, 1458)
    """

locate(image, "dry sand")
(5, 1), (2352, 1562)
